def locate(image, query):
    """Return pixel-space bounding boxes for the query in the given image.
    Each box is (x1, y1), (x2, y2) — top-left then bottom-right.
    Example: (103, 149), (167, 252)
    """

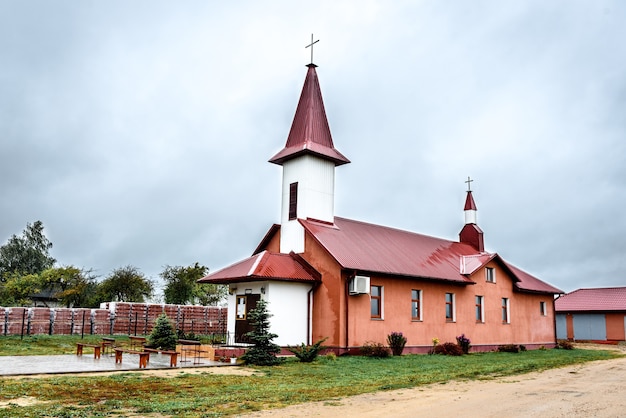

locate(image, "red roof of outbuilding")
(269, 64), (350, 166)
(198, 250), (320, 284)
(555, 287), (626, 312)
(300, 217), (562, 294)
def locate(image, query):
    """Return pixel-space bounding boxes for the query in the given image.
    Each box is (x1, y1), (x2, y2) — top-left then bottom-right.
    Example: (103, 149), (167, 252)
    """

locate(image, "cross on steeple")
(305, 34), (319, 64)
(465, 176), (473, 192)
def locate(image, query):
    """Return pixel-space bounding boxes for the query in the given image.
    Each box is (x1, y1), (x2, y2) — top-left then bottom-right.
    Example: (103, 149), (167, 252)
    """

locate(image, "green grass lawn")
(0, 336), (622, 417)
(0, 334), (135, 356)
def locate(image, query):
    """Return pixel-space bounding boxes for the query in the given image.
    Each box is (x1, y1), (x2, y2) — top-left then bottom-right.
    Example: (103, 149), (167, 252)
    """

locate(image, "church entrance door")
(235, 294), (260, 343)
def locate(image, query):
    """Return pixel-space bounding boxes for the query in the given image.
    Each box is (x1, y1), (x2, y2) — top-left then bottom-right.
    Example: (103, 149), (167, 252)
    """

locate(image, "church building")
(199, 60), (563, 353)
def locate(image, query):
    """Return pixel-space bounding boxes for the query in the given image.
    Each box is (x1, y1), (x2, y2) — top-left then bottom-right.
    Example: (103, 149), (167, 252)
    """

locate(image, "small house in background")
(30, 286), (61, 308)
(555, 287), (626, 342)
(199, 60), (563, 353)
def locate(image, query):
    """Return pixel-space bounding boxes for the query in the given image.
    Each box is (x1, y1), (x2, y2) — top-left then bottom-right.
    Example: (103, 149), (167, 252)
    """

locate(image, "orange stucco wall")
(263, 230), (281, 253)
(344, 261), (555, 350)
(300, 234), (557, 351)
(304, 233), (346, 347)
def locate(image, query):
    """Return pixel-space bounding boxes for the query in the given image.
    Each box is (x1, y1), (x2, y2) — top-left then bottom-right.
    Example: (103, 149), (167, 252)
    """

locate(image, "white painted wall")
(280, 155), (335, 253)
(224, 282), (267, 343)
(225, 290), (237, 342)
(225, 281), (312, 346)
(464, 209), (477, 225)
(265, 281), (312, 346)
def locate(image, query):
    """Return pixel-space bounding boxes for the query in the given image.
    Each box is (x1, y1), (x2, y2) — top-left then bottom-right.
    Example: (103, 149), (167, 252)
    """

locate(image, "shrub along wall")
(0, 303), (227, 337)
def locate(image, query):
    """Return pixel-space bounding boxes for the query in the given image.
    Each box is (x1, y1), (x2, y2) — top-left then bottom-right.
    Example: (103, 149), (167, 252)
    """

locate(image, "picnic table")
(128, 336), (146, 350)
(101, 337), (115, 356)
(178, 339), (207, 364)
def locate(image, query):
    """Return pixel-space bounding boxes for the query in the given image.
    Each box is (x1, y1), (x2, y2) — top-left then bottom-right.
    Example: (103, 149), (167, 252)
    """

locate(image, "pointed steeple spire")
(464, 190), (478, 224)
(459, 178), (484, 252)
(269, 64), (350, 166)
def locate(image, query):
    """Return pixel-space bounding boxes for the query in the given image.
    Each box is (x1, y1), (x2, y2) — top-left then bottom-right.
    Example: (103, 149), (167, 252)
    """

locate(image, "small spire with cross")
(305, 33), (319, 65)
(465, 176), (473, 192)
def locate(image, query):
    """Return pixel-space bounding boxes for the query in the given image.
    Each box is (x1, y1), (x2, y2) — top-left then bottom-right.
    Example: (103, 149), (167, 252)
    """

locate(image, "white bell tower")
(269, 63), (349, 254)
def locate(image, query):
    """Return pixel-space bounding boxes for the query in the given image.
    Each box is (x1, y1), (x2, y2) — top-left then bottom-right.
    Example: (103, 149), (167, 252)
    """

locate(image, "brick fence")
(1, 302), (227, 337)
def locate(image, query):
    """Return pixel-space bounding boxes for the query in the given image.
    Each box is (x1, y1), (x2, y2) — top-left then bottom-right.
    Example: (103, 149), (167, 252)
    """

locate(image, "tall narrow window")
(502, 298), (510, 323)
(445, 292), (455, 322)
(486, 267), (496, 283)
(288, 182), (298, 220)
(411, 289), (422, 321)
(475, 295), (484, 323)
(371, 285), (382, 319)
(540, 301), (547, 316)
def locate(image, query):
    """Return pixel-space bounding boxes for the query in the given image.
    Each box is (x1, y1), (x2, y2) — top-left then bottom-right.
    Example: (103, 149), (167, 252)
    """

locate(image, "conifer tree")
(241, 299), (283, 366)
(147, 313), (177, 350)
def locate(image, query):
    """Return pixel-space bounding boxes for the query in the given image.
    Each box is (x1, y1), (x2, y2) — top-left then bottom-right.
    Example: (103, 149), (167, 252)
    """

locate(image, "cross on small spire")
(305, 33), (319, 64)
(465, 176), (473, 192)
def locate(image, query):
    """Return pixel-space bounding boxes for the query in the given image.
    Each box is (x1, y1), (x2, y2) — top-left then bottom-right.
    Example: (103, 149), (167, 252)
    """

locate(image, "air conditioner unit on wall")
(349, 275), (370, 295)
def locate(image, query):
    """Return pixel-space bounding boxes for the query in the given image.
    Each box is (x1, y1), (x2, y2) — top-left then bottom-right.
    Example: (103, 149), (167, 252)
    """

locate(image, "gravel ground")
(239, 343), (626, 418)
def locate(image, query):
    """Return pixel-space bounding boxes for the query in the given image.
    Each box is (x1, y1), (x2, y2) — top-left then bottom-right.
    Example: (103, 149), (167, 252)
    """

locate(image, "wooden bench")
(143, 348), (179, 367)
(76, 342), (101, 359)
(114, 348), (150, 368)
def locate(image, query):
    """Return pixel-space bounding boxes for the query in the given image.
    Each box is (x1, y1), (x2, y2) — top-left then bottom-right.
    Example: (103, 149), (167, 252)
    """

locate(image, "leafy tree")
(241, 299), (283, 366)
(0, 221), (56, 280)
(98, 265), (154, 302)
(147, 313), (177, 350)
(194, 282), (227, 306)
(40, 266), (99, 308)
(0, 272), (43, 306)
(162, 263), (204, 305)
(162, 263), (226, 305)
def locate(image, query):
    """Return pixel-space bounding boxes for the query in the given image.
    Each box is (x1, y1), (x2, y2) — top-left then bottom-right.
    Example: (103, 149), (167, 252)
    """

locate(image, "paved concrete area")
(0, 352), (228, 376)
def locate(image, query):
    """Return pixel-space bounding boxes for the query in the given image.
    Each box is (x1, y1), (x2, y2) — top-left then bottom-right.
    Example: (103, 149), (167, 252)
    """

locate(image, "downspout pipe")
(345, 271), (357, 353)
(345, 274), (349, 351)
(307, 281), (321, 346)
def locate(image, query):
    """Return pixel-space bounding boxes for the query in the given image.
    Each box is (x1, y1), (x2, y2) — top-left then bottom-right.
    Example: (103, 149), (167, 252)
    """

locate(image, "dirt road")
(240, 348), (626, 418)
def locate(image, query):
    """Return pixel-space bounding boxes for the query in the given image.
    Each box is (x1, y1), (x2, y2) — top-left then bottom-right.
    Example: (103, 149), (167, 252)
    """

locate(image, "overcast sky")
(1, 1), (624, 297)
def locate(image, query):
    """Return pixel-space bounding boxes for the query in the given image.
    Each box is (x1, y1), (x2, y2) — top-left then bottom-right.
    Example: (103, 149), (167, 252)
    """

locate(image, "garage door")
(573, 314), (606, 341)
(555, 314), (567, 339)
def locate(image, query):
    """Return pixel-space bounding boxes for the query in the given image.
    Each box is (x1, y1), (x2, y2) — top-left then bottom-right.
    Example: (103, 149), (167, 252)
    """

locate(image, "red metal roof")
(460, 254), (496, 275)
(464, 191), (477, 211)
(555, 287), (626, 312)
(300, 217), (562, 293)
(504, 261), (563, 294)
(198, 250), (320, 284)
(269, 64), (350, 166)
(301, 217), (476, 284)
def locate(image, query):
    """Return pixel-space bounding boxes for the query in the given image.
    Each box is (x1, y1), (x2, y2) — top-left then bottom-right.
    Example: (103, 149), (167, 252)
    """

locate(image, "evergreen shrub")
(288, 338), (328, 362)
(557, 340), (574, 350)
(456, 334), (471, 354)
(147, 313), (177, 350)
(433, 342), (464, 356)
(360, 341), (390, 358)
(240, 300), (283, 366)
(497, 344), (520, 353)
(387, 332), (407, 356)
